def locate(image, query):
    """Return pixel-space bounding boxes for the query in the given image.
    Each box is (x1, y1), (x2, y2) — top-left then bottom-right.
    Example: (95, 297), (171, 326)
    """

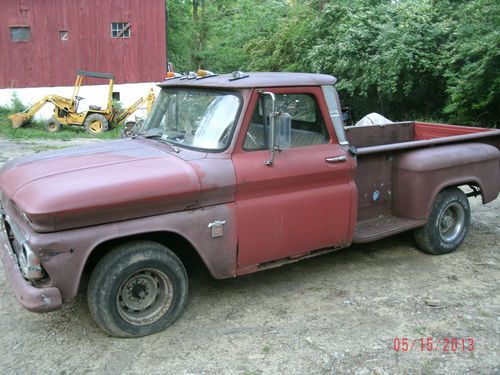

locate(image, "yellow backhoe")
(8, 71), (155, 134)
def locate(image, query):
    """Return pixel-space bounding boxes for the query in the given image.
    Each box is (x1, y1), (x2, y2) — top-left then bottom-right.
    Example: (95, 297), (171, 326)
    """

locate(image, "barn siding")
(0, 0), (166, 88)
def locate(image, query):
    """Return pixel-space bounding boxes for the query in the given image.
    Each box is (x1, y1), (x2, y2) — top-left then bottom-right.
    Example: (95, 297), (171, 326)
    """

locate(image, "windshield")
(139, 88), (241, 151)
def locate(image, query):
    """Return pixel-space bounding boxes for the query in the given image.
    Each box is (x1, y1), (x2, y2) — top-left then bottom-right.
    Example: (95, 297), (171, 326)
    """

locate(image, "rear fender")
(392, 143), (500, 220)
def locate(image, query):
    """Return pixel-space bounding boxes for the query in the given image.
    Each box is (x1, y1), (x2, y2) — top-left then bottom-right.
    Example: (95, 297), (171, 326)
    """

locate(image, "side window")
(243, 93), (329, 150)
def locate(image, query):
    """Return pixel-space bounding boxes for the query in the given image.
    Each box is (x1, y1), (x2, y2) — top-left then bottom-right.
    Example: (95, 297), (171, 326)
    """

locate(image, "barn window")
(111, 23), (131, 38)
(10, 26), (31, 42)
(59, 31), (69, 41)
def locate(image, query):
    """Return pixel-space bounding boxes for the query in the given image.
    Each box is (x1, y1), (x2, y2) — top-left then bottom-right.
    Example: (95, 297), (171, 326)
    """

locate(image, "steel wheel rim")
(47, 124), (58, 132)
(89, 120), (103, 133)
(116, 268), (173, 326)
(438, 202), (465, 242)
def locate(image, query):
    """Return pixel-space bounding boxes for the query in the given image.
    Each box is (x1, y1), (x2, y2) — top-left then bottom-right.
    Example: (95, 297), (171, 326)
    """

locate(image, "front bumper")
(0, 218), (62, 312)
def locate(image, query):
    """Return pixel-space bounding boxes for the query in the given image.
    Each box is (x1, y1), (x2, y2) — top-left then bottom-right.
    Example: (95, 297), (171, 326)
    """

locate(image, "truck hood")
(0, 139), (202, 232)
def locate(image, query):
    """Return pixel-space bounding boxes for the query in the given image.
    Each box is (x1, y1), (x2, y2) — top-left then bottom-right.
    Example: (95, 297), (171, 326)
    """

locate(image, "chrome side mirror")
(265, 112), (291, 166)
(261, 92), (291, 166)
(261, 92), (276, 166)
(274, 113), (291, 150)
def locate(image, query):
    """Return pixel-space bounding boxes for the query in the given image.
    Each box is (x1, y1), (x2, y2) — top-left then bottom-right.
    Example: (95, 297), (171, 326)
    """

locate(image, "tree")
(165, 0), (499, 126)
(444, 0), (500, 127)
(166, 0), (195, 72)
(306, 0), (451, 121)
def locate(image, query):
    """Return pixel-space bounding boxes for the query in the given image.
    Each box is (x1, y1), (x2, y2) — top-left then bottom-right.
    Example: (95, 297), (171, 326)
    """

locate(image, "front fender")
(22, 203), (238, 303)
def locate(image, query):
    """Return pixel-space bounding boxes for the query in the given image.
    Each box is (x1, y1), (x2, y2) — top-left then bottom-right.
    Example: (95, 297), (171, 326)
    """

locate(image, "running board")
(353, 214), (426, 244)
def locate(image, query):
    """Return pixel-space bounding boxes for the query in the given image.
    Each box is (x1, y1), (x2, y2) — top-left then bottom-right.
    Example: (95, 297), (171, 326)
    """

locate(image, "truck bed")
(345, 121), (499, 150)
(345, 122), (500, 243)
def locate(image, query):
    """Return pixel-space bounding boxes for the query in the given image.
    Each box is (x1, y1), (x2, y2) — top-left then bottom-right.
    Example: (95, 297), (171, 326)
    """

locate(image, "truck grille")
(4, 221), (24, 266)
(3, 219), (45, 281)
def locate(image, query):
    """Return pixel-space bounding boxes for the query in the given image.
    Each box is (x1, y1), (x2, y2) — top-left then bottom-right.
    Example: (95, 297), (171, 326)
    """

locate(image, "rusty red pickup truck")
(1, 72), (499, 337)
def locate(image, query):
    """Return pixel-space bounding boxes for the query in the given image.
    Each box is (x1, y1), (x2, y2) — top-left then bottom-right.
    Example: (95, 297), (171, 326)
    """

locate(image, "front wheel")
(87, 241), (188, 337)
(45, 117), (62, 132)
(413, 187), (470, 255)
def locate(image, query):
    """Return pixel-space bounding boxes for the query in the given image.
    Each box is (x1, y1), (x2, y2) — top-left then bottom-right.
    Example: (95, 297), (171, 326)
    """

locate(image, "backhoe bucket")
(8, 113), (30, 129)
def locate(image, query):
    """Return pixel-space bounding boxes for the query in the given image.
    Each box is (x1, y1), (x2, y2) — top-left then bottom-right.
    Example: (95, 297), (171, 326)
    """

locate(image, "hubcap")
(438, 202), (465, 242)
(89, 120), (103, 132)
(116, 269), (173, 326)
(47, 122), (58, 132)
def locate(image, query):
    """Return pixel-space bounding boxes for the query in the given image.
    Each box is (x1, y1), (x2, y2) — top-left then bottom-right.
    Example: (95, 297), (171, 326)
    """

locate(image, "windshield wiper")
(132, 133), (159, 139)
(139, 132), (163, 139)
(133, 131), (180, 153)
(143, 133), (163, 139)
(160, 140), (180, 153)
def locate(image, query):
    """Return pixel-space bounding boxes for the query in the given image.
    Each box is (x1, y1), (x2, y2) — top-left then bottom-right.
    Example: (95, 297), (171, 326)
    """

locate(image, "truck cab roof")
(158, 72), (337, 89)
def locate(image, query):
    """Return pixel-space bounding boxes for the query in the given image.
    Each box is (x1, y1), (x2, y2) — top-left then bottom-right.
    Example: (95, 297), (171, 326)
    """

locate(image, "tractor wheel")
(84, 113), (109, 134)
(45, 117), (62, 132)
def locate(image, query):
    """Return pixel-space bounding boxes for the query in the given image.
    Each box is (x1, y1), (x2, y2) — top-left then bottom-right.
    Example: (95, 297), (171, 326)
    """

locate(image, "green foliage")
(444, 0), (500, 127)
(166, 0), (196, 72)
(246, 1), (316, 72)
(164, 0), (499, 127)
(0, 92), (27, 117)
(306, 0), (453, 120)
(112, 99), (124, 113)
(10, 92), (27, 113)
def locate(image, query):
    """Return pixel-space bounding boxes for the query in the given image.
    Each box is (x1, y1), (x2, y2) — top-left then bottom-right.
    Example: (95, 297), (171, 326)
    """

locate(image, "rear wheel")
(45, 117), (61, 132)
(414, 187), (470, 255)
(84, 113), (109, 134)
(87, 241), (188, 337)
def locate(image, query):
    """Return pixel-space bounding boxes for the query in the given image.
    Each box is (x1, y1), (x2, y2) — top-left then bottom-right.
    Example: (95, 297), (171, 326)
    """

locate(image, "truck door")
(232, 87), (356, 269)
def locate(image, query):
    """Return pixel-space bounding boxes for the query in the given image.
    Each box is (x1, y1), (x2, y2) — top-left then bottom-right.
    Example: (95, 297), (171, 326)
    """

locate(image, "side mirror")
(274, 113), (291, 149)
(265, 112), (291, 166)
(260, 92), (292, 166)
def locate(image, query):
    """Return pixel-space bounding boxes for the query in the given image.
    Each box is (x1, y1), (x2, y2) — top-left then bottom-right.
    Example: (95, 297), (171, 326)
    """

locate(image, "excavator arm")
(7, 95), (73, 128)
(113, 88), (155, 125)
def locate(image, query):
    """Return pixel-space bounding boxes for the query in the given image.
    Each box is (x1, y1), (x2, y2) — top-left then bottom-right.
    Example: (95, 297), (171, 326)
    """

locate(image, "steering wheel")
(244, 132), (260, 149)
(218, 127), (232, 147)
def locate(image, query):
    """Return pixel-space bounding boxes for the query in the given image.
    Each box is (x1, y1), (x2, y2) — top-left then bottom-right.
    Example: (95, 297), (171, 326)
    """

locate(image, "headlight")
(0, 197), (4, 222)
(18, 242), (44, 280)
(22, 212), (32, 224)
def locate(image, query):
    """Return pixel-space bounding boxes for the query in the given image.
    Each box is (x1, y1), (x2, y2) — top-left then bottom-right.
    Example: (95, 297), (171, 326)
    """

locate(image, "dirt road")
(0, 137), (498, 374)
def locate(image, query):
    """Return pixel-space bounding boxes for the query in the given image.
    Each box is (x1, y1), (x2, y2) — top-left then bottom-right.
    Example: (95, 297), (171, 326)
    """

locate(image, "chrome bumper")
(0, 217), (62, 312)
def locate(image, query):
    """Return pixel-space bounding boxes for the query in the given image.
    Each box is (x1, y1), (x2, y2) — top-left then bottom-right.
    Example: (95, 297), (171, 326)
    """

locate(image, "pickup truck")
(1, 72), (499, 337)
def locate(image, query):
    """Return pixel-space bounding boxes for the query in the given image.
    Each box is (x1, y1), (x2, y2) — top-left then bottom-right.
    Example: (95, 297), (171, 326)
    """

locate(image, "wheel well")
(440, 182), (483, 201)
(83, 232), (209, 279)
(415, 182), (481, 223)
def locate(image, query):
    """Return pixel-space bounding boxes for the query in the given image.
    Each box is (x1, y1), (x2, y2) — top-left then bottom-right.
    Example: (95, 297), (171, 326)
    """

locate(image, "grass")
(261, 345), (272, 354)
(0, 115), (122, 141)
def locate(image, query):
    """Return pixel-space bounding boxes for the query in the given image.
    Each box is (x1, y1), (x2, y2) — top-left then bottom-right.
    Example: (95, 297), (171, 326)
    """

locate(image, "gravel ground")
(0, 136), (498, 374)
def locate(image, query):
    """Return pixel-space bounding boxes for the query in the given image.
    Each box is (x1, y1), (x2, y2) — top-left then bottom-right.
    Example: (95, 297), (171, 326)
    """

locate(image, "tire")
(45, 117), (61, 132)
(84, 113), (109, 134)
(87, 241), (188, 337)
(413, 187), (470, 255)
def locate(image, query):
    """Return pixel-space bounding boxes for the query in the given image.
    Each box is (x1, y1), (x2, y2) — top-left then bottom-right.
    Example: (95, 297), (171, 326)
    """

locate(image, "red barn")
(0, 0), (167, 89)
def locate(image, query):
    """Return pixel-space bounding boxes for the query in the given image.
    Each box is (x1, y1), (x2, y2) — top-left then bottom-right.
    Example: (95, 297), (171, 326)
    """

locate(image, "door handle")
(325, 155), (347, 163)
